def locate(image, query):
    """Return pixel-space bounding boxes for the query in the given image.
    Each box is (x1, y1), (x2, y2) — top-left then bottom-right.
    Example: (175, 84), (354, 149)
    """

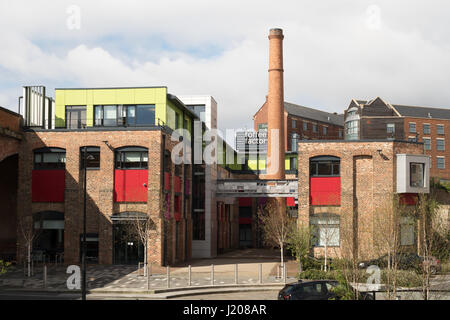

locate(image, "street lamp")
(82, 147), (95, 300)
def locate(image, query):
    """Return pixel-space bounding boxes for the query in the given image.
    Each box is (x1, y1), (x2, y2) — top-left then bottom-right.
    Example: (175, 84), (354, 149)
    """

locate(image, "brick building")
(12, 86), (239, 266)
(253, 99), (344, 152)
(0, 107), (22, 260)
(297, 140), (430, 259)
(344, 97), (450, 181)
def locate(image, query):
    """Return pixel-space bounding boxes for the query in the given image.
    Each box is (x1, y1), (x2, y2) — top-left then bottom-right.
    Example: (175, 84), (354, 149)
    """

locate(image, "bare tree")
(18, 216), (40, 277)
(257, 200), (295, 277)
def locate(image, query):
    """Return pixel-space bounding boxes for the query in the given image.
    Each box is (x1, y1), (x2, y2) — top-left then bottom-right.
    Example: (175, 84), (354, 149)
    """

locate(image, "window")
(400, 217), (415, 246)
(338, 130), (343, 138)
(387, 123), (395, 134)
(291, 133), (299, 152)
(345, 120), (359, 140)
(80, 147), (100, 169)
(312, 124), (318, 133)
(410, 162), (424, 188)
(34, 148), (66, 170)
(289, 157), (297, 171)
(323, 126), (328, 135)
(409, 123), (416, 133)
(408, 136), (417, 142)
(115, 147), (148, 169)
(187, 105), (205, 123)
(423, 138), (431, 151)
(310, 156), (340, 177)
(66, 106), (86, 129)
(423, 124), (431, 135)
(258, 123), (268, 130)
(437, 125), (444, 135)
(94, 105), (155, 126)
(310, 214), (340, 247)
(292, 119), (296, 128)
(437, 157), (445, 169)
(175, 113), (180, 129)
(303, 122), (308, 131)
(437, 139), (445, 151)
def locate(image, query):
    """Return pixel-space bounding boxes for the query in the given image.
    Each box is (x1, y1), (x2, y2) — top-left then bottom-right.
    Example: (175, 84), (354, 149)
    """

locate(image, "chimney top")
(269, 28), (283, 36)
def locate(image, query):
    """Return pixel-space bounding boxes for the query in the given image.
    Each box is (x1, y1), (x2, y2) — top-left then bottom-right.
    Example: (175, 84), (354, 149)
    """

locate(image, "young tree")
(128, 214), (157, 277)
(286, 223), (312, 274)
(257, 200), (295, 278)
(18, 216), (40, 277)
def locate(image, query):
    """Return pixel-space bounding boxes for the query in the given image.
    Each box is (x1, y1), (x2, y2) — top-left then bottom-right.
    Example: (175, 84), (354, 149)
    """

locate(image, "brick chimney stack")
(266, 28), (285, 180)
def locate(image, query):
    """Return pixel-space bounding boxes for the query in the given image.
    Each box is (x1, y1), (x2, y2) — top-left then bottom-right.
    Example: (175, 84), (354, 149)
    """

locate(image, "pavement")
(0, 248), (297, 296)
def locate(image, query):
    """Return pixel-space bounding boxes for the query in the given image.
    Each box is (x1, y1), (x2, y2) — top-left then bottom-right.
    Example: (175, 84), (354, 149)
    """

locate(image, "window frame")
(437, 124), (444, 135)
(115, 147), (149, 170)
(65, 105), (87, 129)
(423, 138), (431, 151)
(436, 138), (445, 151)
(437, 157), (445, 169)
(409, 162), (424, 188)
(310, 214), (340, 247)
(33, 147), (66, 170)
(423, 123), (431, 135)
(310, 156), (340, 177)
(409, 122), (416, 133)
(94, 104), (156, 127)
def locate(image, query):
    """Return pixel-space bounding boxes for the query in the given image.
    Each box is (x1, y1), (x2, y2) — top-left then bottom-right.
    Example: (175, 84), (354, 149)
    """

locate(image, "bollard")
(235, 264), (238, 284)
(138, 262), (141, 276)
(277, 264), (280, 279)
(167, 266), (170, 288)
(43, 265), (47, 288)
(283, 262), (287, 284)
(211, 264), (214, 286)
(188, 265), (192, 286)
(149, 262), (152, 277)
(258, 264), (262, 284)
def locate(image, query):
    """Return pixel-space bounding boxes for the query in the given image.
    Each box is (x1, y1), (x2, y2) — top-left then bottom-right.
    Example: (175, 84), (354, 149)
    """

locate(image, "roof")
(284, 102), (344, 126)
(392, 104), (450, 120)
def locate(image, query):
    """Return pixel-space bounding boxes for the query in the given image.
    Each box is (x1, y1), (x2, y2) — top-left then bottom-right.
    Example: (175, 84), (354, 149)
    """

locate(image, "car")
(358, 253), (441, 274)
(277, 280), (374, 300)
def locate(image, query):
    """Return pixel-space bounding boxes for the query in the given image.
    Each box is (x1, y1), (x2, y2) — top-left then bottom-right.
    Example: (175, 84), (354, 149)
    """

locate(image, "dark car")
(278, 280), (374, 300)
(358, 253), (441, 274)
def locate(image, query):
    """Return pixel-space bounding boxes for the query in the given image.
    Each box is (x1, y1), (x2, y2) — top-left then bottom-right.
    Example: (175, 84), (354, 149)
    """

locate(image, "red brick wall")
(403, 117), (450, 180)
(16, 129), (191, 266)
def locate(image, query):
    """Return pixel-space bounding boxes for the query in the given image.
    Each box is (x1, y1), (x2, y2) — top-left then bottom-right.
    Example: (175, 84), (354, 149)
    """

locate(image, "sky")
(0, 0), (449, 133)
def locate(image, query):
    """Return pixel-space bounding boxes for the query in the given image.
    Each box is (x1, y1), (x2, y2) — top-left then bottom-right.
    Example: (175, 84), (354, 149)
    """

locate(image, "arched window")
(310, 156), (340, 177)
(34, 147), (66, 170)
(115, 147), (148, 169)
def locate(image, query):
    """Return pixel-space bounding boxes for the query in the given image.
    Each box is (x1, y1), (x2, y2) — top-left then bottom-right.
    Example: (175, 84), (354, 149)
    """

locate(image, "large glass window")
(34, 148), (66, 170)
(80, 147), (100, 169)
(410, 162), (424, 188)
(115, 147), (148, 169)
(94, 105), (155, 126)
(289, 157), (297, 171)
(345, 120), (359, 140)
(66, 106), (86, 129)
(310, 156), (340, 176)
(291, 133), (299, 152)
(310, 214), (340, 247)
(187, 105), (206, 123)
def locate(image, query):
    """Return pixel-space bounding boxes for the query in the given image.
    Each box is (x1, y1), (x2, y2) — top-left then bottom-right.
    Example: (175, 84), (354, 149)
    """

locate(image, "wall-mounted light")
(377, 149), (389, 160)
(102, 140), (114, 151)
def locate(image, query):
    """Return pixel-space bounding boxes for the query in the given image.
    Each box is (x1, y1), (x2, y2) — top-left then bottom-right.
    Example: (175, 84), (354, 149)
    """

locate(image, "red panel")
(310, 177), (341, 205)
(239, 217), (252, 224)
(114, 169), (148, 202)
(286, 197), (296, 207)
(239, 197), (252, 207)
(174, 176), (181, 193)
(399, 193), (418, 205)
(164, 172), (171, 191)
(32, 170), (65, 202)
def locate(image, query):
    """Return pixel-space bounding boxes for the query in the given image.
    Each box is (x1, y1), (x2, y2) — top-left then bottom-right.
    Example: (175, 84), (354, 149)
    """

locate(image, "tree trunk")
(144, 237), (148, 277)
(27, 243), (31, 277)
(280, 243), (284, 278)
(324, 241), (328, 272)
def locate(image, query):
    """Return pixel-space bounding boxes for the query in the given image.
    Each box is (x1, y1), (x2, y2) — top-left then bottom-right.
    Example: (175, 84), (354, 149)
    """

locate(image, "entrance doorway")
(113, 222), (144, 265)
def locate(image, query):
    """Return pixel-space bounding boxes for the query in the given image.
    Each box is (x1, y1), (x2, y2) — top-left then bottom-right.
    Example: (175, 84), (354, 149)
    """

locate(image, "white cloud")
(0, 0), (449, 131)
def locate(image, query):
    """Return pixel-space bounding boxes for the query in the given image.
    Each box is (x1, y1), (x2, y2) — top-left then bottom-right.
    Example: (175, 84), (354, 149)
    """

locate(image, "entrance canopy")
(111, 211), (148, 221)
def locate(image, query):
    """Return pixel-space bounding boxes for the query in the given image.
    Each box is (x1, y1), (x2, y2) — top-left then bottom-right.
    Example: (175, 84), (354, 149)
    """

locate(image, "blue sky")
(0, 0), (449, 132)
